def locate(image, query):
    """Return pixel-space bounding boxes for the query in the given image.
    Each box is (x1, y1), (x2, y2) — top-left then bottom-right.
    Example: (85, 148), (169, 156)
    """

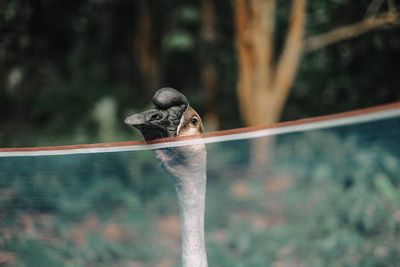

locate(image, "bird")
(125, 87), (208, 267)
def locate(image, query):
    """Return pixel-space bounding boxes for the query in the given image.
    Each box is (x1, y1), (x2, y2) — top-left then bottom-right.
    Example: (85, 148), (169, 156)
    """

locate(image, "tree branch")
(304, 11), (400, 54)
(234, 0), (258, 125)
(253, 0), (276, 92)
(365, 0), (385, 18)
(272, 0), (307, 120)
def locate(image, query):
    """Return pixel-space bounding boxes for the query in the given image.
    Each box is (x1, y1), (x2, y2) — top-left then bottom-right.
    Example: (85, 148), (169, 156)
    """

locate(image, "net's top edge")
(1, 102), (400, 155)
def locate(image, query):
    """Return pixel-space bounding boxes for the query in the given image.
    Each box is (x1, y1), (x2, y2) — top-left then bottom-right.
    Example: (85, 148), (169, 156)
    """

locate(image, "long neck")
(155, 145), (208, 267)
(176, 169), (207, 267)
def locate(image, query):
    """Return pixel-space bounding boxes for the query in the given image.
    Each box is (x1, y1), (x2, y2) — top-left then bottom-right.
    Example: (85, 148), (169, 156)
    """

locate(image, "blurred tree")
(304, 1), (400, 53)
(134, 0), (159, 90)
(234, 0), (400, 127)
(0, 0), (399, 148)
(233, 0), (400, 167)
(200, 0), (220, 130)
(285, 0), (400, 120)
(234, 0), (306, 126)
(234, 0), (306, 167)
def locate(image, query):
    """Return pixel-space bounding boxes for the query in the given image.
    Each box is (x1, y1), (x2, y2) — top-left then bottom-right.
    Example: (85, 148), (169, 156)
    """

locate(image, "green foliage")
(0, 145), (177, 266)
(164, 31), (195, 51)
(4, 238), (64, 267)
(375, 174), (400, 207)
(1, 128), (400, 266)
(203, 127), (400, 266)
(273, 130), (400, 266)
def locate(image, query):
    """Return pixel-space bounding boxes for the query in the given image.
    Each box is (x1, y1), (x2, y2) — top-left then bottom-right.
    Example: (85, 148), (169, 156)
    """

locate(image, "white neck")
(155, 145), (208, 267)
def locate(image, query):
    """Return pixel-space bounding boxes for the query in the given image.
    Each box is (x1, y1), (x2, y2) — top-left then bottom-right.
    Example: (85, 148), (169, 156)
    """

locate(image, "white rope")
(1, 107), (399, 157)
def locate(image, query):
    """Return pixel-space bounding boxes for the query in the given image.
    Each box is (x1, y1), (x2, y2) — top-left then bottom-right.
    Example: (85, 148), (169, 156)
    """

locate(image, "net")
(1, 104), (400, 267)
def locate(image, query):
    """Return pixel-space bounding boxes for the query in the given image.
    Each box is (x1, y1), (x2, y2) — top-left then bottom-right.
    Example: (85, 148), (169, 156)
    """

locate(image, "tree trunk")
(134, 0), (159, 90)
(234, 0), (276, 126)
(234, 0), (307, 172)
(201, 0), (220, 131)
(234, 0), (306, 126)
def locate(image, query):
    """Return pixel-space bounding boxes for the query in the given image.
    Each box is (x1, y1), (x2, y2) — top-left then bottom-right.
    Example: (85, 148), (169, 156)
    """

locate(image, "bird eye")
(151, 113), (160, 120)
(190, 116), (199, 126)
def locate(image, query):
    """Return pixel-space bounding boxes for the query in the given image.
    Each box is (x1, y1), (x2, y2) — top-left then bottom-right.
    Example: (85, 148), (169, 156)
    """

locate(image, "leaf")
(374, 174), (400, 207)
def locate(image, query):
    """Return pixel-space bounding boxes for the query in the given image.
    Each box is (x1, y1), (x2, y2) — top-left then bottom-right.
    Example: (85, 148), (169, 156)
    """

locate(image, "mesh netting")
(0, 106), (400, 266)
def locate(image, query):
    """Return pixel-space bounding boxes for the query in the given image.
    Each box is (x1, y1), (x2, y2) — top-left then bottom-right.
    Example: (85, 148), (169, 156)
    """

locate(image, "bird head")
(125, 87), (204, 141)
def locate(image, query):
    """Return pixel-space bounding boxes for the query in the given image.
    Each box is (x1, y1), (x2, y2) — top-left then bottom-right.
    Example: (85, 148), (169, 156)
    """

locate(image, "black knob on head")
(152, 87), (188, 110)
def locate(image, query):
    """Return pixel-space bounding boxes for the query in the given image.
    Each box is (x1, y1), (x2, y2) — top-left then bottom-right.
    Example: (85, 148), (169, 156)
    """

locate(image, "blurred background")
(1, 0), (400, 147)
(1, 1), (400, 267)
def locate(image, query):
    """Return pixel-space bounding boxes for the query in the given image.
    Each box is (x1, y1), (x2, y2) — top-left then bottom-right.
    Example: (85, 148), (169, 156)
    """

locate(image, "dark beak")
(124, 113), (146, 127)
(125, 109), (159, 128)
(125, 110), (169, 141)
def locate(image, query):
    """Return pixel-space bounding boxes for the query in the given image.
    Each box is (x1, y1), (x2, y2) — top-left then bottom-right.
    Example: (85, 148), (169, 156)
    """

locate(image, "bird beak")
(125, 110), (170, 141)
(124, 113), (146, 127)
